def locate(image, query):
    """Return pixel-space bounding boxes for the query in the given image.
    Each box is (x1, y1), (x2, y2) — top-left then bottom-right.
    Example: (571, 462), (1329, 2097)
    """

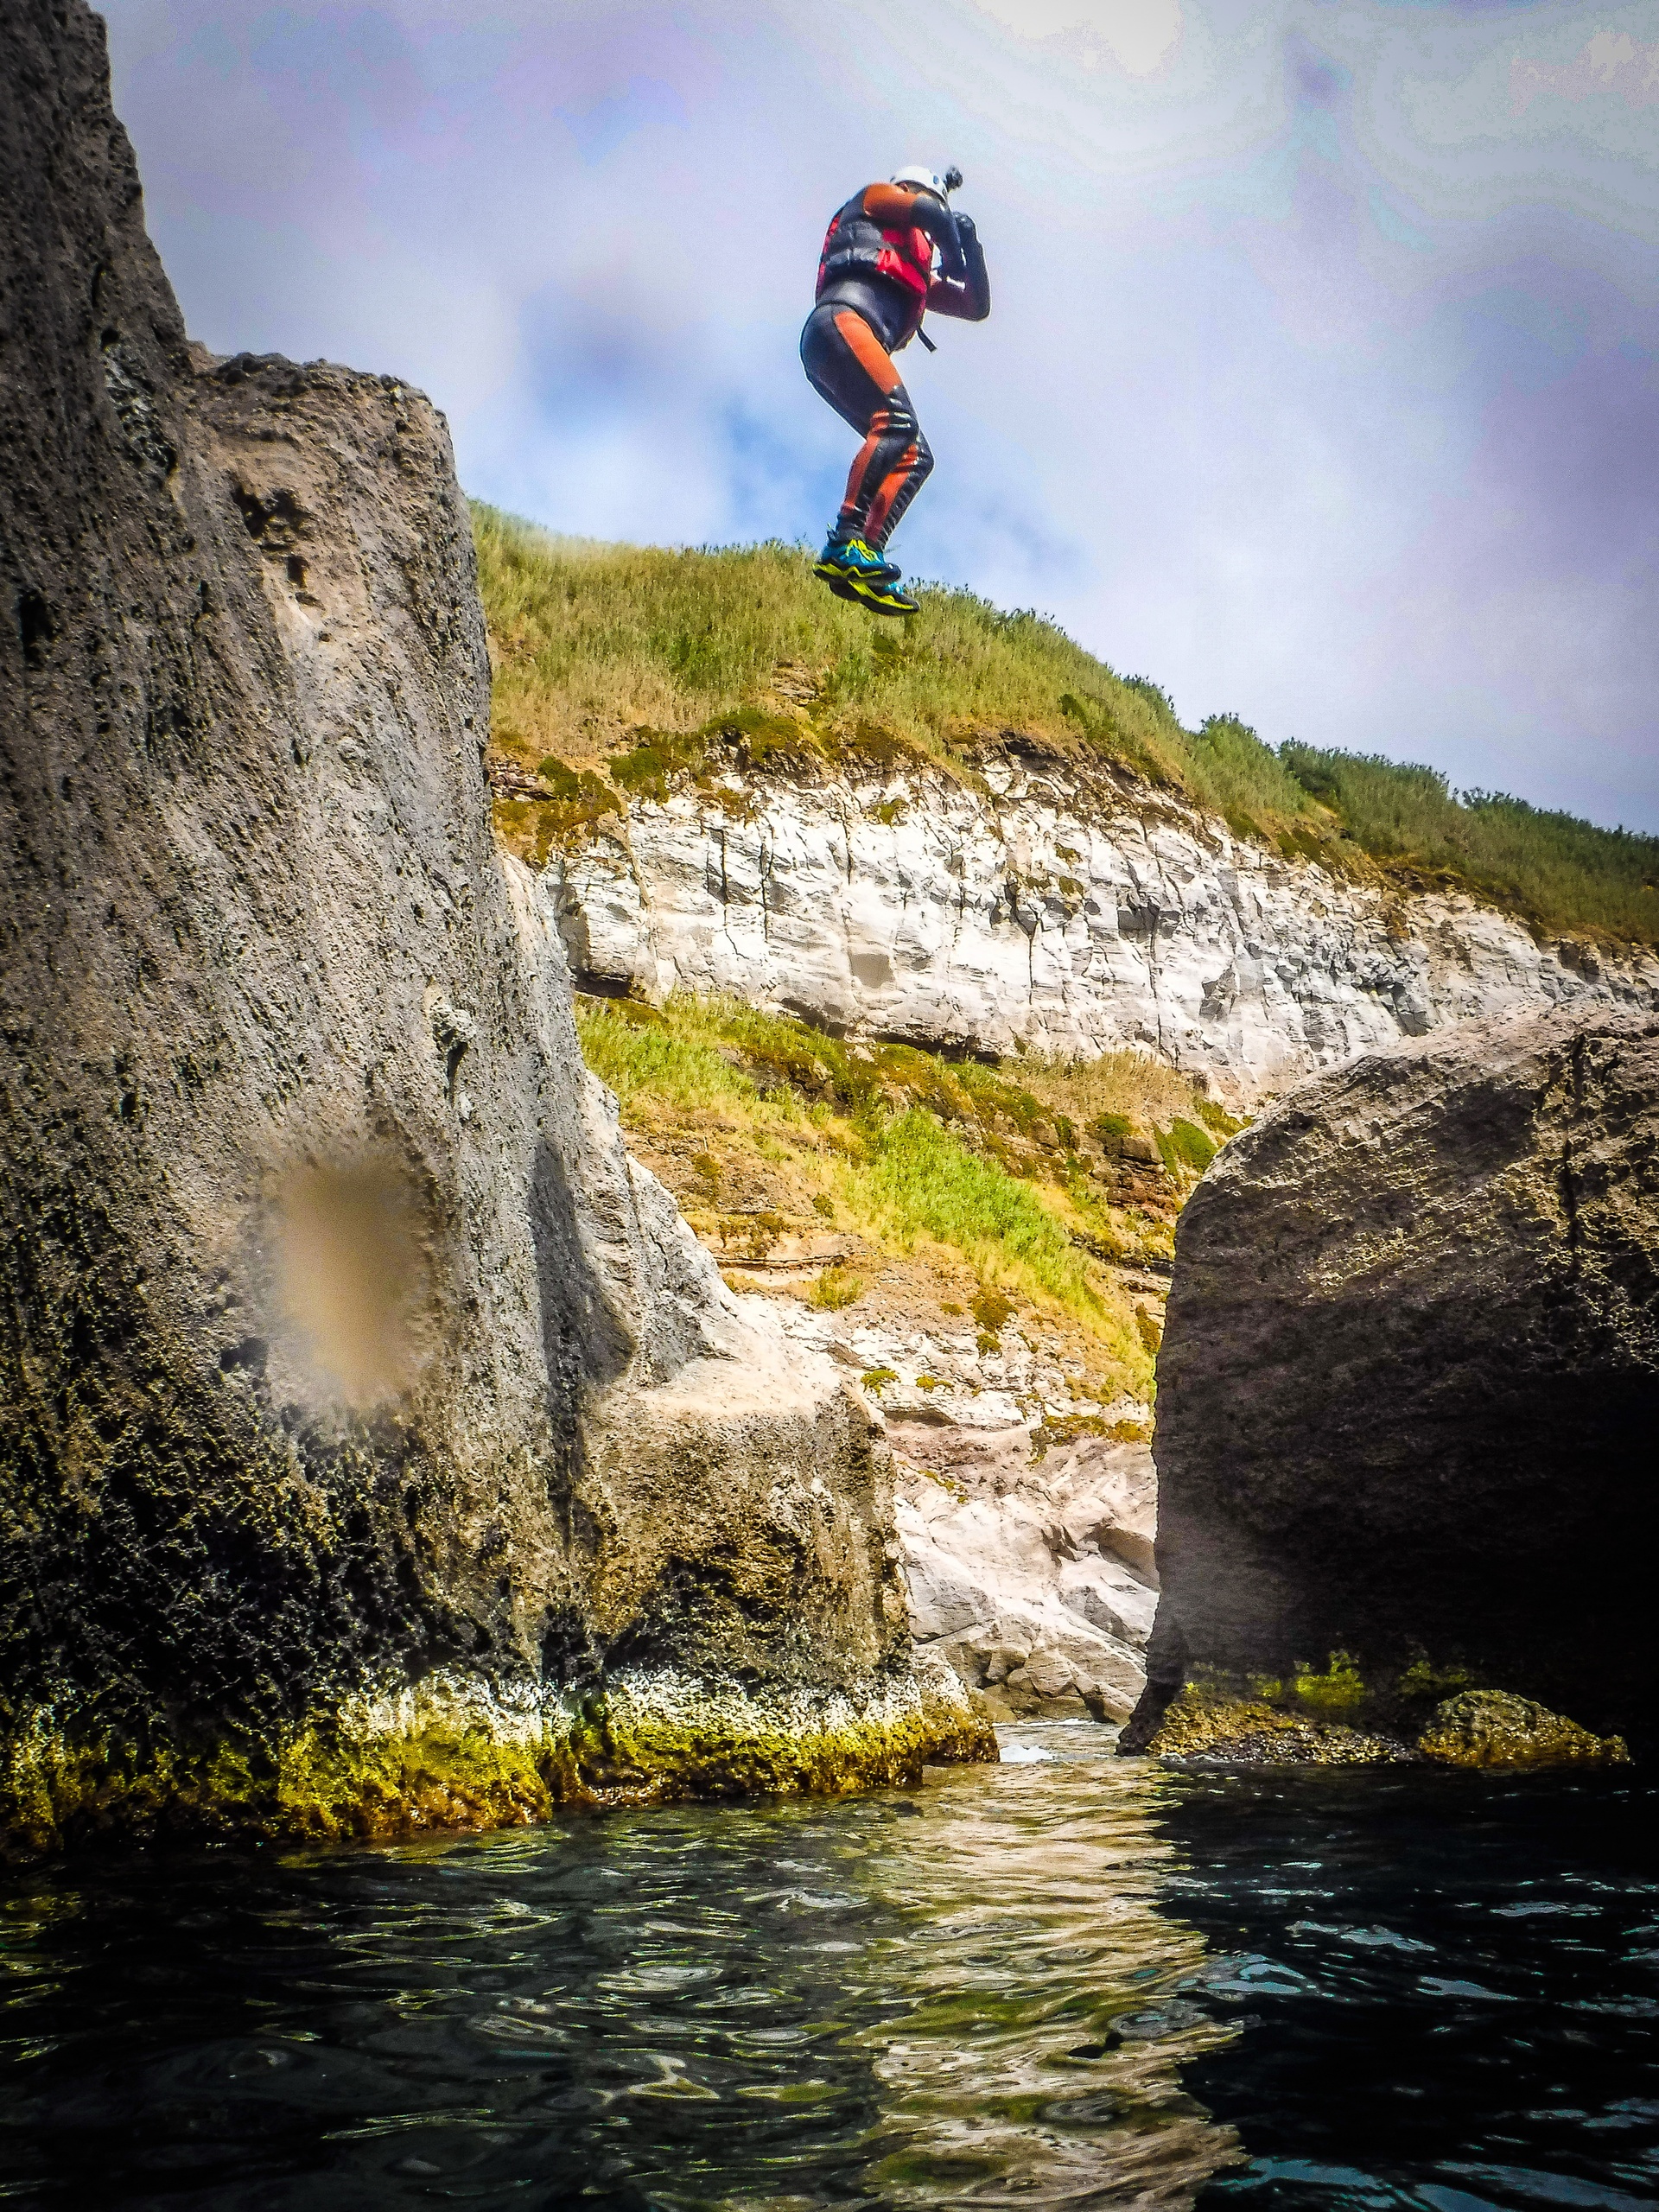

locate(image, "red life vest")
(817, 194), (934, 309)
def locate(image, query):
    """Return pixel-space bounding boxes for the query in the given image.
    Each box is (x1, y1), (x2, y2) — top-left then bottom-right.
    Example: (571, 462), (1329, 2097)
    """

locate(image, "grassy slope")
(577, 993), (1239, 1404)
(474, 507), (1656, 1397)
(474, 504), (1659, 946)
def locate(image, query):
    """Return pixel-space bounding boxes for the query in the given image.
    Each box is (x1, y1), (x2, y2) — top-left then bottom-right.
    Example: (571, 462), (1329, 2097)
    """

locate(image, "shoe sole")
(815, 561), (916, 615)
(845, 579), (918, 617)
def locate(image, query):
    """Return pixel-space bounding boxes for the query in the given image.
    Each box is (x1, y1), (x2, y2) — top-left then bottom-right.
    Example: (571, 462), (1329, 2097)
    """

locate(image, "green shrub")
(808, 1267), (862, 1311)
(1281, 745), (1659, 942)
(1157, 1118), (1218, 1173)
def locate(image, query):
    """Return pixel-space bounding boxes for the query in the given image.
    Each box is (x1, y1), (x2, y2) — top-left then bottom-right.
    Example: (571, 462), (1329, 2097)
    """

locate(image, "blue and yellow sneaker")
(813, 534), (899, 594)
(846, 570), (919, 617)
(813, 536), (918, 615)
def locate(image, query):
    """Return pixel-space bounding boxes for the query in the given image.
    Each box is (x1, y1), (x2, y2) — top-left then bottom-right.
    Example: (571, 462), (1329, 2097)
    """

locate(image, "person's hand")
(955, 212), (978, 246)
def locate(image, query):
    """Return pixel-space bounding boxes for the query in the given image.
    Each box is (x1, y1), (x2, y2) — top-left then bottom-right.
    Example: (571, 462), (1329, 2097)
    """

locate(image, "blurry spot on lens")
(276, 1157), (431, 1407)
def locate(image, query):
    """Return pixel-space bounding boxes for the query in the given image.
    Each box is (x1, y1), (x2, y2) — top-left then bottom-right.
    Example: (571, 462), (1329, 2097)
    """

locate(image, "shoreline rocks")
(1126, 1004), (1659, 1761)
(1138, 1683), (1630, 1771)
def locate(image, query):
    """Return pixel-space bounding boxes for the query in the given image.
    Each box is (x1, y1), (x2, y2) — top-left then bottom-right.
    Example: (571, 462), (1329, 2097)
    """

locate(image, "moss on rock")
(1138, 1674), (1633, 1772)
(1, 1656), (995, 1859)
(1418, 1690), (1630, 1771)
(1143, 1681), (1412, 1765)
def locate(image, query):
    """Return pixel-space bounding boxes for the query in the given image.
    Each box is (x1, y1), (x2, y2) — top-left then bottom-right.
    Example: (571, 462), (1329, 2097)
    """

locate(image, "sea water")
(1, 1722), (1654, 2209)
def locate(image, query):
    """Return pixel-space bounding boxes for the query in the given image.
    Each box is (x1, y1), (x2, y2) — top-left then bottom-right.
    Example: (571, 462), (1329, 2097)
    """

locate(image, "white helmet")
(891, 163), (962, 200)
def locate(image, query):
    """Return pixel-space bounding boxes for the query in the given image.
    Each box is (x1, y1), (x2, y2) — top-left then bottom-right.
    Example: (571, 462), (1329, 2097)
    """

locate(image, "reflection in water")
(0, 1724), (1233, 2209)
(861, 1736), (1235, 2208)
(3, 1731), (1654, 2209)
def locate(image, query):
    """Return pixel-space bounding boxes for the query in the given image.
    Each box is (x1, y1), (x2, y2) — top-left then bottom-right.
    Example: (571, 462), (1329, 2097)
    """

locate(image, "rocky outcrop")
(758, 1301), (1158, 1720)
(1418, 1692), (1630, 1770)
(1125, 1005), (1659, 1755)
(1136, 1683), (1629, 1769)
(898, 1441), (1154, 1722)
(0, 0), (988, 1854)
(543, 753), (1658, 1106)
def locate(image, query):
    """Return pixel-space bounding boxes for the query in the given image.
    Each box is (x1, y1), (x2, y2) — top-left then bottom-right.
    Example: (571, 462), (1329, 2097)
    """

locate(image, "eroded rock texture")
(0, 0), (987, 1853)
(1128, 1006), (1659, 1752)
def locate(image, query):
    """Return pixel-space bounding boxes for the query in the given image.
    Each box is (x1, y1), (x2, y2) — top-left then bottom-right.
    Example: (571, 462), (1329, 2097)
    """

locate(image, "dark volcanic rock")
(0, 0), (988, 1852)
(1125, 1006), (1659, 1753)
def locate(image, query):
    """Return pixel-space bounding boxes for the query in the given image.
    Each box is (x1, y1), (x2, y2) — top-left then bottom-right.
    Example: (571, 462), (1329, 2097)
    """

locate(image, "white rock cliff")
(543, 755), (1658, 1104)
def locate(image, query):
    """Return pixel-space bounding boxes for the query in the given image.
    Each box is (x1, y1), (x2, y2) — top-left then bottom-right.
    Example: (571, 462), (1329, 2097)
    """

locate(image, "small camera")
(943, 165), (964, 195)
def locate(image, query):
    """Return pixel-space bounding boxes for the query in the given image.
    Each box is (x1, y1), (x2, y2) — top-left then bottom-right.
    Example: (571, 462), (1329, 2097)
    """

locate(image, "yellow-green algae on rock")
(1418, 1690), (1630, 1770)
(1139, 1674), (1631, 1770)
(1142, 1681), (1414, 1765)
(0, 1656), (995, 1859)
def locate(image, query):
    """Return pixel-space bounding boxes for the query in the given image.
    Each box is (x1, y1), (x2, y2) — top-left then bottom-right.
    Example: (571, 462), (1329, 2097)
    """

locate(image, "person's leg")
(800, 306), (932, 554)
(865, 421), (932, 552)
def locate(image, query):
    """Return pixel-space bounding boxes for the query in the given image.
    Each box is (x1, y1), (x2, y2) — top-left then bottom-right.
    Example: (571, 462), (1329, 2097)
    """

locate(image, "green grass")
(474, 504), (1659, 945)
(574, 1002), (760, 1116)
(1282, 747), (1659, 943)
(861, 1109), (1095, 1311)
(473, 505), (1306, 823)
(569, 992), (1228, 1395)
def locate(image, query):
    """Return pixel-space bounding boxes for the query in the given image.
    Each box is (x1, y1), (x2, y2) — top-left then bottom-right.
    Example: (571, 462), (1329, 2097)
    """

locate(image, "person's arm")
(859, 181), (966, 275)
(925, 213), (989, 321)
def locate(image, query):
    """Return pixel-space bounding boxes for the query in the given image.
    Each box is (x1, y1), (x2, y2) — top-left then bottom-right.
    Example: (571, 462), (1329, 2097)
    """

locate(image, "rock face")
(757, 1301), (1158, 1720)
(1127, 1005), (1659, 1753)
(545, 754), (1657, 1106)
(0, 0), (987, 1853)
(898, 1440), (1154, 1722)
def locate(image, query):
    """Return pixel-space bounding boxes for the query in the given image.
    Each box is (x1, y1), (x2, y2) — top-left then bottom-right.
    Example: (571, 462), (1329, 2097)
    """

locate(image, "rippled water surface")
(1, 1726), (1654, 2210)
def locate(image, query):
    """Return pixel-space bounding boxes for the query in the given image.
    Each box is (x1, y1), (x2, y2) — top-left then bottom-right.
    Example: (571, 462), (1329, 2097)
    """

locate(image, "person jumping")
(802, 164), (990, 616)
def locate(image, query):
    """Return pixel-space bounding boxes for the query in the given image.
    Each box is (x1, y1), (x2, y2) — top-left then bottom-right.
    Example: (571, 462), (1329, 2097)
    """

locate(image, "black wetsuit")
(800, 182), (990, 551)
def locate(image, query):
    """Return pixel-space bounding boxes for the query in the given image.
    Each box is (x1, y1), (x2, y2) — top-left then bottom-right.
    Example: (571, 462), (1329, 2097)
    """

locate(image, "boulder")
(0, 0), (988, 1853)
(1126, 1006), (1659, 1754)
(1419, 1691), (1629, 1770)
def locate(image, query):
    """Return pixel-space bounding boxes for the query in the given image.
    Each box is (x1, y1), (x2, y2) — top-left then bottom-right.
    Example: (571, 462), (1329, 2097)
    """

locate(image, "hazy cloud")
(1512, 29), (1659, 114)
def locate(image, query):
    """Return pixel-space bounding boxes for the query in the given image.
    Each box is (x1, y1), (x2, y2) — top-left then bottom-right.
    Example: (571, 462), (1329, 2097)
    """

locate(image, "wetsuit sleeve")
(926, 215), (990, 321)
(859, 182), (965, 272)
(860, 182), (950, 236)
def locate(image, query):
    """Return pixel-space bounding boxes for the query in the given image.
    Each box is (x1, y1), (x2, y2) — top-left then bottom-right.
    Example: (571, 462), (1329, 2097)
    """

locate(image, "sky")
(99, 0), (1659, 832)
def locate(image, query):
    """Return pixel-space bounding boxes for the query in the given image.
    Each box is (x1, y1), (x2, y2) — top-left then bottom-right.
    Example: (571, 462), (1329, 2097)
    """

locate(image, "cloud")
(969, 0), (1183, 76)
(1512, 29), (1659, 114)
